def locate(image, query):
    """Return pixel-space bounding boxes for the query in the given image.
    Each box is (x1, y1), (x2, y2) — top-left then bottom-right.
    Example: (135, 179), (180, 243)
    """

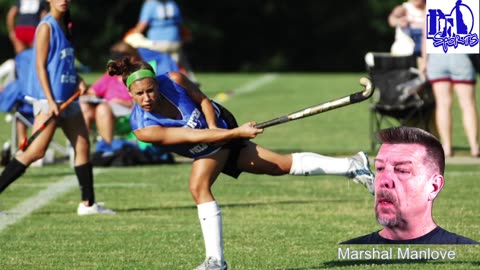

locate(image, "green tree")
(0, 0), (403, 72)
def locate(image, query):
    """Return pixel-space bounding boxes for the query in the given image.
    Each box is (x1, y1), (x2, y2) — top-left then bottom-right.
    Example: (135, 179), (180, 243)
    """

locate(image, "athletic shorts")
(109, 102), (132, 117)
(80, 96), (132, 117)
(33, 99), (82, 119)
(427, 54), (477, 84)
(213, 102), (249, 179)
(14, 26), (36, 46)
(17, 102), (34, 124)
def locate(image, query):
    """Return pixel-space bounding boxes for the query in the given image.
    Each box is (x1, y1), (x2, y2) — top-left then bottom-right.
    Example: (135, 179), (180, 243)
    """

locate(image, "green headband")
(126, 69), (156, 88)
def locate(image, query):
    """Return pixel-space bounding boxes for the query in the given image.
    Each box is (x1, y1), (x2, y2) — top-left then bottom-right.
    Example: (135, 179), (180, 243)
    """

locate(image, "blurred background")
(0, 0), (398, 72)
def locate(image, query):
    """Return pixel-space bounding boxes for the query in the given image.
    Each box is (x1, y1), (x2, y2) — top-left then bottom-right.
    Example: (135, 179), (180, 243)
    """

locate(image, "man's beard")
(375, 189), (402, 227)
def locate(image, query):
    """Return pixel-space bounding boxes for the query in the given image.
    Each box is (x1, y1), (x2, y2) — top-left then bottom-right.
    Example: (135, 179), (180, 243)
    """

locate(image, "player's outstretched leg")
(289, 151), (375, 195)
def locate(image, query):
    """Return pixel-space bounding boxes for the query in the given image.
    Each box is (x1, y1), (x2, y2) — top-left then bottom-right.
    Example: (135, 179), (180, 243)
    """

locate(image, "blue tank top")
(129, 73), (229, 158)
(26, 14), (77, 101)
(138, 0), (182, 42)
(137, 48), (179, 75)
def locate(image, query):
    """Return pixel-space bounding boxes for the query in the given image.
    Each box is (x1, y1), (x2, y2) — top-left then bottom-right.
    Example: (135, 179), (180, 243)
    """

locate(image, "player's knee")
(189, 180), (210, 200)
(73, 140), (90, 155)
(96, 103), (112, 116)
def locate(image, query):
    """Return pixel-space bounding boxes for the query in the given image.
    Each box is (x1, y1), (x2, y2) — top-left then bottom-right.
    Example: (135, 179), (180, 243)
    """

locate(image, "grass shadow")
(30, 198), (360, 215)
(115, 199), (324, 213)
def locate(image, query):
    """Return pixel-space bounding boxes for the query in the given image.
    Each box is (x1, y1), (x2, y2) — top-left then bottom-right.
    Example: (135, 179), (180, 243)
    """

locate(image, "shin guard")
(74, 163), (95, 206)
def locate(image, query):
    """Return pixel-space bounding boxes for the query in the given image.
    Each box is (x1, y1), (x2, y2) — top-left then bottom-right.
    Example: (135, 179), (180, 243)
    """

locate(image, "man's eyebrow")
(393, 161), (413, 166)
(374, 159), (413, 166)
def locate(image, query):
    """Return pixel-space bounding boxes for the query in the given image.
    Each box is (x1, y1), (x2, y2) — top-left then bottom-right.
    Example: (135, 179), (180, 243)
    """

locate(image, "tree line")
(0, 0), (401, 72)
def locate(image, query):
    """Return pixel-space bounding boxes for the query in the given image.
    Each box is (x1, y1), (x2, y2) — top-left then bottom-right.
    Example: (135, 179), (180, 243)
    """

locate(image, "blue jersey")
(0, 49), (35, 114)
(137, 48), (179, 75)
(139, 0), (182, 42)
(129, 73), (230, 158)
(26, 14), (77, 101)
(14, 48), (33, 96)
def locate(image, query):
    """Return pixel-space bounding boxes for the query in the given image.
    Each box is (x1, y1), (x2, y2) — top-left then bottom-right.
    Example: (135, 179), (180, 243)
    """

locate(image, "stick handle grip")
(349, 90), (369, 104)
(255, 115), (289, 129)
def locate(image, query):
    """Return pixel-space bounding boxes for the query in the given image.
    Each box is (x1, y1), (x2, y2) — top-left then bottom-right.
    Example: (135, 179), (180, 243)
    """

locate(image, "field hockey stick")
(255, 77), (374, 129)
(19, 89), (82, 151)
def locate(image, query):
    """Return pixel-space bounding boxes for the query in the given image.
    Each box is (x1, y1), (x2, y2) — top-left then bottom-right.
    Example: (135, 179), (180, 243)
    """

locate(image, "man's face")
(374, 143), (432, 228)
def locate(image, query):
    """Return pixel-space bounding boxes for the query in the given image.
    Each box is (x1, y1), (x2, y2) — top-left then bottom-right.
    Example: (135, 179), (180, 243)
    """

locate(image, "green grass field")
(0, 73), (479, 269)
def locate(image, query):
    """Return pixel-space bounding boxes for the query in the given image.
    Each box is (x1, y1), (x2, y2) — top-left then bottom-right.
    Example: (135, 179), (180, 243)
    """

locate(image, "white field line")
(13, 182), (152, 188)
(233, 73), (278, 95)
(0, 169), (107, 232)
(213, 73), (278, 102)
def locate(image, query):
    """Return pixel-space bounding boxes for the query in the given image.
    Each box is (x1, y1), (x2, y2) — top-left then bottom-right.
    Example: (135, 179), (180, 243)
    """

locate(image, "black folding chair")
(366, 52), (435, 151)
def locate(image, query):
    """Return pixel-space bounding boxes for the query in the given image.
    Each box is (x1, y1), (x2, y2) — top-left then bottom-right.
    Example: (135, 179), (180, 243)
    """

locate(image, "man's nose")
(377, 171), (395, 189)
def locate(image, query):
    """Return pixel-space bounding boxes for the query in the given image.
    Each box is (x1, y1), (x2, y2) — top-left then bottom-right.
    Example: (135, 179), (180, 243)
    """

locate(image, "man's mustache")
(375, 189), (398, 207)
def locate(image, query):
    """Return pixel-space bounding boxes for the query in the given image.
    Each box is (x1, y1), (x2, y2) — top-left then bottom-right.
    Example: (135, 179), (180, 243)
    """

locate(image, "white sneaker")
(347, 152), (375, 195)
(194, 257), (228, 270)
(77, 202), (116, 216)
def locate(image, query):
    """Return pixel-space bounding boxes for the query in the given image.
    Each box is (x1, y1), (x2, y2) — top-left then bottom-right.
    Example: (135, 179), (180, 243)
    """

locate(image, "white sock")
(289, 152), (351, 176)
(197, 201), (224, 262)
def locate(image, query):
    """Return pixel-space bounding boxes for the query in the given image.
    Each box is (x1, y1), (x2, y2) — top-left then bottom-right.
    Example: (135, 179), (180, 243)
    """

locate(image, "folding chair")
(366, 52), (435, 151)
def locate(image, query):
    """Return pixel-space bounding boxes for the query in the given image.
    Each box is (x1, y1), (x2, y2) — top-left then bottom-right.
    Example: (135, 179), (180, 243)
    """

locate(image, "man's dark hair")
(377, 127), (445, 174)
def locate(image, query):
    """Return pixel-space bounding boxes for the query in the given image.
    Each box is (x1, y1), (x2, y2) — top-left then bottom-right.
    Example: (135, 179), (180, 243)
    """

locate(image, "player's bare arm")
(388, 6), (408, 28)
(35, 23), (59, 116)
(134, 122), (262, 145)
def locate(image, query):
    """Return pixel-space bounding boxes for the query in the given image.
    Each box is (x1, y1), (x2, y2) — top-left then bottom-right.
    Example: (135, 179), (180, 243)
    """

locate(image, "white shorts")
(109, 102), (132, 117)
(33, 99), (82, 119)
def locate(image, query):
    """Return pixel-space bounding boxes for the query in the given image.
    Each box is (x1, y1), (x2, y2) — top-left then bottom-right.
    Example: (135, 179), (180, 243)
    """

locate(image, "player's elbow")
(167, 71), (184, 84)
(134, 129), (160, 144)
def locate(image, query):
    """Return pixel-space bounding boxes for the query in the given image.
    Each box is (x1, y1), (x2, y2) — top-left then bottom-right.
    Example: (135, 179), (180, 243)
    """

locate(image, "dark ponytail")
(107, 57), (155, 86)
